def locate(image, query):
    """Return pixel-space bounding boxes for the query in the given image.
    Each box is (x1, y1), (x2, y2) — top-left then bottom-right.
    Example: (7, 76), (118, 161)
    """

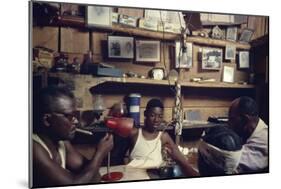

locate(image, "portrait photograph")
(226, 27), (238, 41)
(225, 45), (236, 60)
(223, 65), (235, 83)
(108, 36), (134, 59)
(239, 28), (254, 43)
(202, 47), (223, 70)
(239, 51), (250, 68)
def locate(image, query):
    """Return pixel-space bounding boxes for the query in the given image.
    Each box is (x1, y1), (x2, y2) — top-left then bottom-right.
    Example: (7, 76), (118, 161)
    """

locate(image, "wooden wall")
(33, 8), (267, 125)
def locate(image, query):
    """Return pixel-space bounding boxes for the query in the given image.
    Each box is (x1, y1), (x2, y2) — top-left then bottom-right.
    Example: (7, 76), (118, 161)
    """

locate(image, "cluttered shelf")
(52, 15), (180, 40)
(187, 36), (251, 50)
(50, 15), (252, 46)
(48, 72), (255, 89)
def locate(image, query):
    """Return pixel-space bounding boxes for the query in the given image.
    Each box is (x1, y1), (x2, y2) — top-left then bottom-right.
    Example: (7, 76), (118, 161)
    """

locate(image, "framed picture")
(226, 27), (238, 41)
(225, 45), (236, 60)
(108, 36), (134, 59)
(175, 41), (193, 68)
(223, 66), (235, 83)
(86, 6), (112, 27)
(211, 25), (225, 39)
(135, 40), (160, 62)
(239, 28), (254, 43)
(202, 47), (223, 70)
(239, 51), (250, 68)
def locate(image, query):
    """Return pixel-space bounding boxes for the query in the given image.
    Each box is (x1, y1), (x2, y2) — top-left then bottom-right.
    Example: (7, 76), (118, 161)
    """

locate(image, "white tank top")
(32, 133), (66, 169)
(128, 129), (163, 169)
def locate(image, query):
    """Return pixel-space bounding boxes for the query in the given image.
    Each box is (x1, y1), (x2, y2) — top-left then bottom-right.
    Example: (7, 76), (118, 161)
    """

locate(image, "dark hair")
(237, 96), (258, 117)
(39, 85), (74, 113)
(146, 98), (164, 110)
(33, 85), (74, 132)
(198, 126), (242, 176)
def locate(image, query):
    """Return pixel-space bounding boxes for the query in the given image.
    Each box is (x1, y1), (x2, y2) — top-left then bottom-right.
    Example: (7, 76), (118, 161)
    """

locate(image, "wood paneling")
(91, 32), (107, 63)
(33, 26), (59, 51)
(183, 107), (228, 120)
(118, 8), (144, 18)
(61, 27), (90, 53)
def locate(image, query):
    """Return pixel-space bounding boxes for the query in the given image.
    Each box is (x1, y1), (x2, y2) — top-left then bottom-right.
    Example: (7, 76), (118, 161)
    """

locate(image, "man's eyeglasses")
(52, 112), (78, 122)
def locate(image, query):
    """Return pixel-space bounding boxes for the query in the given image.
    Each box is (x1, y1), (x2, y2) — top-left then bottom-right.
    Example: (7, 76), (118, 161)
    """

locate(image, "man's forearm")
(71, 152), (105, 184)
(173, 153), (199, 177)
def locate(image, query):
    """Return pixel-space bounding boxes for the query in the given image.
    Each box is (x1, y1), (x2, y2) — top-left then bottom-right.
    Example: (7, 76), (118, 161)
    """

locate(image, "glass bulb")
(179, 46), (188, 67)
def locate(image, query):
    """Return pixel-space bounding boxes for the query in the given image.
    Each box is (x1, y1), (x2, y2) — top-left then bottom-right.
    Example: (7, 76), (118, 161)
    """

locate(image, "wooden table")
(99, 151), (199, 182)
(99, 165), (151, 182)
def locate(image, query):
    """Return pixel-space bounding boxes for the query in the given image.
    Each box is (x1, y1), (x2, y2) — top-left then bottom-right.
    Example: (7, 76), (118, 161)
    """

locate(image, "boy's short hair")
(146, 98), (164, 110)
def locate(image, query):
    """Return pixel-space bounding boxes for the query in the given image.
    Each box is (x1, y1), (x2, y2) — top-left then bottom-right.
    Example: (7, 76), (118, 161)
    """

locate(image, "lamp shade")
(105, 117), (134, 137)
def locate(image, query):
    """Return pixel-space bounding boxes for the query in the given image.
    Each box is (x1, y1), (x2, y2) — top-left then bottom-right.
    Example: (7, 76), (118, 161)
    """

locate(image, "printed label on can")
(129, 106), (140, 113)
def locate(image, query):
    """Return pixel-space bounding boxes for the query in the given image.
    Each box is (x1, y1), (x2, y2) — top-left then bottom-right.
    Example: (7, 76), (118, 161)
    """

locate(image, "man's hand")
(164, 143), (184, 162)
(96, 133), (114, 157)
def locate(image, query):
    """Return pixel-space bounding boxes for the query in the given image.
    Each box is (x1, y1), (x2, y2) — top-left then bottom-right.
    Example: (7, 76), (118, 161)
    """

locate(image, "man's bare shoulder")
(33, 140), (55, 166)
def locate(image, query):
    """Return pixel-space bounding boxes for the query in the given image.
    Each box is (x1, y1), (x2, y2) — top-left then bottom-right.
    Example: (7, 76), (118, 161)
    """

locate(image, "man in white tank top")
(32, 86), (113, 187)
(127, 99), (179, 169)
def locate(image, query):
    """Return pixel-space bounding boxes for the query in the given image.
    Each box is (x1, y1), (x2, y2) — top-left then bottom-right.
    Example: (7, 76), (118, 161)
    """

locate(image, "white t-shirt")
(236, 118), (268, 173)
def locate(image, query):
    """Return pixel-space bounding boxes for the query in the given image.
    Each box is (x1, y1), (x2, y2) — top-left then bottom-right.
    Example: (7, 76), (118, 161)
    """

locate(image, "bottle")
(80, 51), (93, 74)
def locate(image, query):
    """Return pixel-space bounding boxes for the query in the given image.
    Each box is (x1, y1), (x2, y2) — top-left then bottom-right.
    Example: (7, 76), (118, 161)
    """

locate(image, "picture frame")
(225, 45), (236, 60)
(86, 6), (112, 27)
(211, 25), (225, 39)
(135, 40), (160, 62)
(239, 51), (250, 69)
(108, 36), (134, 59)
(239, 28), (254, 43)
(202, 47), (223, 70)
(226, 27), (238, 41)
(175, 41), (193, 68)
(223, 66), (235, 83)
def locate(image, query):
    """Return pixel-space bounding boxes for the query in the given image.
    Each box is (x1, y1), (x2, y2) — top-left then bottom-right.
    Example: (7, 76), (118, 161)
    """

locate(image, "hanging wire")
(160, 11), (177, 95)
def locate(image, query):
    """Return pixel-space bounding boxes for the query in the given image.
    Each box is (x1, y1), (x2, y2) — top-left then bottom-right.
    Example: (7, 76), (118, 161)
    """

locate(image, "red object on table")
(101, 172), (124, 181)
(105, 117), (134, 137)
(102, 117), (133, 182)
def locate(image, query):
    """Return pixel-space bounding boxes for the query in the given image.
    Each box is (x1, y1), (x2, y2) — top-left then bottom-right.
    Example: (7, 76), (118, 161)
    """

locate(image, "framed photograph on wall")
(223, 66), (235, 83)
(226, 27), (238, 41)
(87, 6), (112, 27)
(175, 41), (193, 68)
(239, 28), (254, 43)
(239, 51), (250, 68)
(135, 40), (160, 62)
(202, 47), (223, 70)
(225, 45), (236, 60)
(108, 36), (134, 59)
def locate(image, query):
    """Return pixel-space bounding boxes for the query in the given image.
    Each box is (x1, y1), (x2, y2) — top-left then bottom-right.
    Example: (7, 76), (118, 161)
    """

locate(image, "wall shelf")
(187, 36), (251, 50)
(48, 72), (255, 89)
(51, 16), (252, 46)
(53, 15), (180, 41)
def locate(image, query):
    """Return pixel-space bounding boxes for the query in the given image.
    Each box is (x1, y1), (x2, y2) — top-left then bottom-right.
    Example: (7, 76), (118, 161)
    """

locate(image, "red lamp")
(101, 117), (134, 181)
